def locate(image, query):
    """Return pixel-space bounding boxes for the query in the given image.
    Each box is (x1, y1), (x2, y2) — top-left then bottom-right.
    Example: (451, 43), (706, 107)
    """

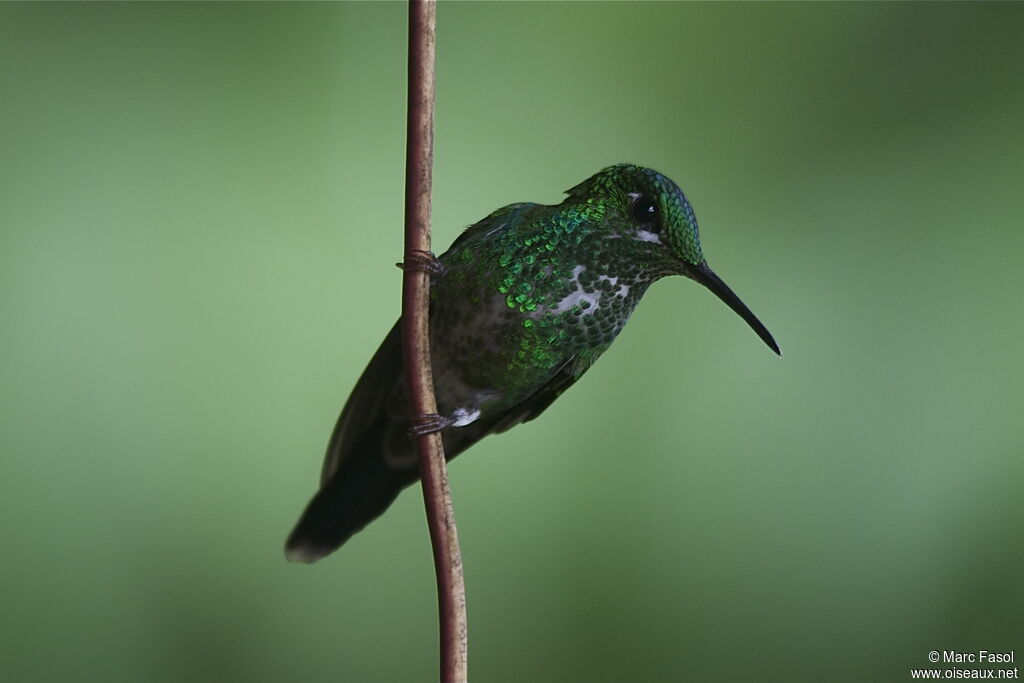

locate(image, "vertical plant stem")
(402, 1), (468, 681)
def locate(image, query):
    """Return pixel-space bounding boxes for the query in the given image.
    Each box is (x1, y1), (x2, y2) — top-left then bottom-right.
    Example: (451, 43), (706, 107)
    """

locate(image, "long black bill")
(689, 262), (781, 356)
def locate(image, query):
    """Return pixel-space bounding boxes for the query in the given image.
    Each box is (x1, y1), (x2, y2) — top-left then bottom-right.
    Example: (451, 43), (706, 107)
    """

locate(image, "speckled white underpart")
(547, 265), (601, 314)
(598, 274), (629, 298)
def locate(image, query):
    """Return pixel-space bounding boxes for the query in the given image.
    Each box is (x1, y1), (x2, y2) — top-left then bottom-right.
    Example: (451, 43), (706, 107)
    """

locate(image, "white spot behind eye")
(635, 230), (661, 244)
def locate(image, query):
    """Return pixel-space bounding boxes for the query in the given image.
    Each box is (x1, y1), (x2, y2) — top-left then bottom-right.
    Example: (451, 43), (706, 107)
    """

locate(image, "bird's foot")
(408, 412), (452, 438)
(396, 250), (445, 277)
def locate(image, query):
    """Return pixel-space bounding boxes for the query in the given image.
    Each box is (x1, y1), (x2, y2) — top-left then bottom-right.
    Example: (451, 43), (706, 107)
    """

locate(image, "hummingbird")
(285, 163), (779, 563)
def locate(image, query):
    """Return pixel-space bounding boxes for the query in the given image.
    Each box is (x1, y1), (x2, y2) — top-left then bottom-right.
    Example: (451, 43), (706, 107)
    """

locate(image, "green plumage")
(286, 164), (779, 562)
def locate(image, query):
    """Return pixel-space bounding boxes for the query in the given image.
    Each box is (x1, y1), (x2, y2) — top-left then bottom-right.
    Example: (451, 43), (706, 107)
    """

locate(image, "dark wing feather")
(440, 351), (597, 460)
(319, 322), (402, 485)
(287, 322), (410, 561)
(490, 355), (583, 433)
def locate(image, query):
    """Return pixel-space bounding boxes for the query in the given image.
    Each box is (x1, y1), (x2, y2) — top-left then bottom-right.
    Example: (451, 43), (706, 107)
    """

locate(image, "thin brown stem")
(401, 1), (468, 681)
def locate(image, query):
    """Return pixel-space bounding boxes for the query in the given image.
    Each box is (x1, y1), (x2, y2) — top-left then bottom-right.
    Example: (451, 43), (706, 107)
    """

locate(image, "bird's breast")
(427, 257), (650, 417)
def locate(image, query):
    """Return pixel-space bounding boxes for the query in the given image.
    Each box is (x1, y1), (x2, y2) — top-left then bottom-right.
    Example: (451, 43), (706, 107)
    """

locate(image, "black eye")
(630, 195), (658, 225)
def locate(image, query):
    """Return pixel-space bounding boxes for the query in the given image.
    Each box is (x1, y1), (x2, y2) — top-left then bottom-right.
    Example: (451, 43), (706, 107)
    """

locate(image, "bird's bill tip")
(690, 262), (781, 356)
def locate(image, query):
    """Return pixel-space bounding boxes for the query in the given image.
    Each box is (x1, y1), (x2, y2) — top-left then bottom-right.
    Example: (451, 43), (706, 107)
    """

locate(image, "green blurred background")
(2, 3), (1022, 681)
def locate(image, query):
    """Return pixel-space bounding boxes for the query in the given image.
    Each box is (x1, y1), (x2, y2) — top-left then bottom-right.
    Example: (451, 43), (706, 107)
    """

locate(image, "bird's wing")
(439, 349), (604, 461)
(499, 348), (606, 430)
(320, 321), (402, 485)
(316, 202), (533, 483)
(490, 356), (582, 432)
(450, 348), (599, 449)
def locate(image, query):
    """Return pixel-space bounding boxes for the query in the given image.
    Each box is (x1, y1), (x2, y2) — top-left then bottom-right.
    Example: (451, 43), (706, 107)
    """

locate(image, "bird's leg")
(408, 412), (453, 438)
(400, 249), (447, 439)
(396, 249), (446, 278)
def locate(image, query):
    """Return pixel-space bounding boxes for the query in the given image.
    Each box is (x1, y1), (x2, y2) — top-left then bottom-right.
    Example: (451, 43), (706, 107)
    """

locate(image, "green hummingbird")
(285, 164), (779, 563)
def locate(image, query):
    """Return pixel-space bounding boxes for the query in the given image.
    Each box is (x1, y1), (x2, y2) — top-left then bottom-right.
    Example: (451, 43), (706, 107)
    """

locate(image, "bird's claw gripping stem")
(408, 413), (451, 438)
(397, 250), (445, 277)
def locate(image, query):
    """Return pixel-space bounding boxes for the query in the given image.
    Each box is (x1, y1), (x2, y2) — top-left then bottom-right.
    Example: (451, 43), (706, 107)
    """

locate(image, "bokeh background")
(2, 3), (1022, 681)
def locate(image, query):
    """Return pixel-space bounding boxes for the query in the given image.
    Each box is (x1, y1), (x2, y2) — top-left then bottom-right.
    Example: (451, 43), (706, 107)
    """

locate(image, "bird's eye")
(630, 195), (658, 225)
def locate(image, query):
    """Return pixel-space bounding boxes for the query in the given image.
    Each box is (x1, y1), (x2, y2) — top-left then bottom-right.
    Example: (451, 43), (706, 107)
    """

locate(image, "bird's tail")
(284, 445), (416, 563)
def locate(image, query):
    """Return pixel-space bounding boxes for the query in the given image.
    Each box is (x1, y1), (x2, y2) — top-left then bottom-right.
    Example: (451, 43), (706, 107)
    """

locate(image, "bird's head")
(568, 164), (780, 355)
